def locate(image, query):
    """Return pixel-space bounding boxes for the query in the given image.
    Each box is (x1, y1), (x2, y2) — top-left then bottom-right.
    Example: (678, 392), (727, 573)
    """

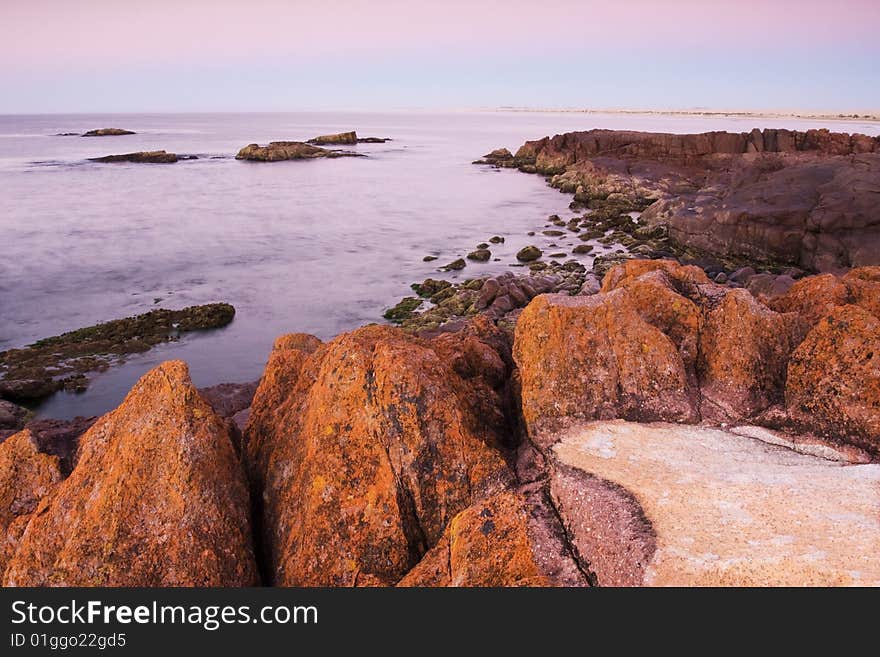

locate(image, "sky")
(2, 0), (878, 113)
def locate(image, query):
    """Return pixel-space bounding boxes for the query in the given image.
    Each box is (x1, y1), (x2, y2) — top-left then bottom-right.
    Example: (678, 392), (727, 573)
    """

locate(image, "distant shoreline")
(492, 107), (880, 123)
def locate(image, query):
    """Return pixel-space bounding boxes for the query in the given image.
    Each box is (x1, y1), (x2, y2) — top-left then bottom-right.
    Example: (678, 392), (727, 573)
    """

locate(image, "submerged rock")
(89, 150), (186, 164)
(0, 303), (235, 402)
(235, 141), (363, 161)
(81, 128), (135, 137)
(3, 361), (258, 586)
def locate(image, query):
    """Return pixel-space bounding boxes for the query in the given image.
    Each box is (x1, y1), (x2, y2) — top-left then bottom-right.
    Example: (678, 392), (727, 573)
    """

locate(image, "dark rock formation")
(483, 128), (880, 271)
(307, 131), (390, 145)
(81, 128), (136, 137)
(89, 150), (190, 164)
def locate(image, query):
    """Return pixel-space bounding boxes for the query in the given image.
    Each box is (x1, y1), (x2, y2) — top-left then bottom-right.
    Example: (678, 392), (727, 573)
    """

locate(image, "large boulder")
(3, 361), (258, 586)
(0, 430), (63, 574)
(785, 305), (880, 453)
(245, 324), (513, 586)
(514, 262), (719, 439)
(698, 289), (799, 420)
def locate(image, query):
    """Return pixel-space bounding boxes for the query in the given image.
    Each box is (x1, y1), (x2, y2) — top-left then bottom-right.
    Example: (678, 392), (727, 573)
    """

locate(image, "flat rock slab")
(552, 420), (880, 586)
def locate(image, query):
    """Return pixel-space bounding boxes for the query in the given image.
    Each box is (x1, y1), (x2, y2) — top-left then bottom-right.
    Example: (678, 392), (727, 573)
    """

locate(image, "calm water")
(2, 111), (878, 418)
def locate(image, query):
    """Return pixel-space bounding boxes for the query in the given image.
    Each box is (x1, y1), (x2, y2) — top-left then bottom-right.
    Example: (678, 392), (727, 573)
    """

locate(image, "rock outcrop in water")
(235, 141), (364, 161)
(2, 261), (878, 587)
(0, 303), (235, 403)
(81, 128), (136, 137)
(481, 128), (880, 271)
(89, 150), (194, 164)
(307, 131), (390, 145)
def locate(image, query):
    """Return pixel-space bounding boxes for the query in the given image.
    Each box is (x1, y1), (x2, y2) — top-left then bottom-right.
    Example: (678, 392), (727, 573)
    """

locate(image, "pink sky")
(6, 0), (877, 68)
(2, 0), (878, 112)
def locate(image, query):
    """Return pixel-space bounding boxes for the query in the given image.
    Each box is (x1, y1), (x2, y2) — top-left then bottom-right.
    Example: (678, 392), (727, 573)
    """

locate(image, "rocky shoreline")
(1, 127), (878, 587)
(477, 128), (880, 271)
(1, 256), (877, 586)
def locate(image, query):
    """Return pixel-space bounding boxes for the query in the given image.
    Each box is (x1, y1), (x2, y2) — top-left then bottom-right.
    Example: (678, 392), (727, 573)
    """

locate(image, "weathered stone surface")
(500, 128), (880, 271)
(515, 262), (718, 440)
(699, 289), (798, 421)
(0, 430), (63, 574)
(3, 361), (258, 586)
(235, 141), (363, 161)
(515, 259), (880, 449)
(245, 324), (512, 586)
(398, 488), (587, 587)
(553, 421), (880, 586)
(785, 304), (880, 453)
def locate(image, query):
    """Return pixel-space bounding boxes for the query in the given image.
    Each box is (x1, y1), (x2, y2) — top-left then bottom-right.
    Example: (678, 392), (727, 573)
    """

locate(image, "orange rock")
(514, 282), (698, 440)
(0, 430), (63, 574)
(842, 266), (880, 320)
(3, 361), (258, 586)
(244, 333), (322, 482)
(785, 305), (880, 453)
(770, 273), (849, 325)
(246, 324), (513, 586)
(699, 289), (799, 420)
(398, 488), (586, 587)
(600, 259), (710, 294)
(769, 267), (880, 329)
(609, 269), (703, 371)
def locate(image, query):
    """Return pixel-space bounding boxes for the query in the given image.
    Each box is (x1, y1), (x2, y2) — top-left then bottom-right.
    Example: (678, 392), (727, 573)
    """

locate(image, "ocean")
(2, 110), (877, 418)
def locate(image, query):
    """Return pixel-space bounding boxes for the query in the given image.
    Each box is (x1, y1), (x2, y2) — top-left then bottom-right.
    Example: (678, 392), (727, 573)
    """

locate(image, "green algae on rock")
(382, 297), (423, 323)
(516, 246), (542, 262)
(0, 303), (236, 403)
